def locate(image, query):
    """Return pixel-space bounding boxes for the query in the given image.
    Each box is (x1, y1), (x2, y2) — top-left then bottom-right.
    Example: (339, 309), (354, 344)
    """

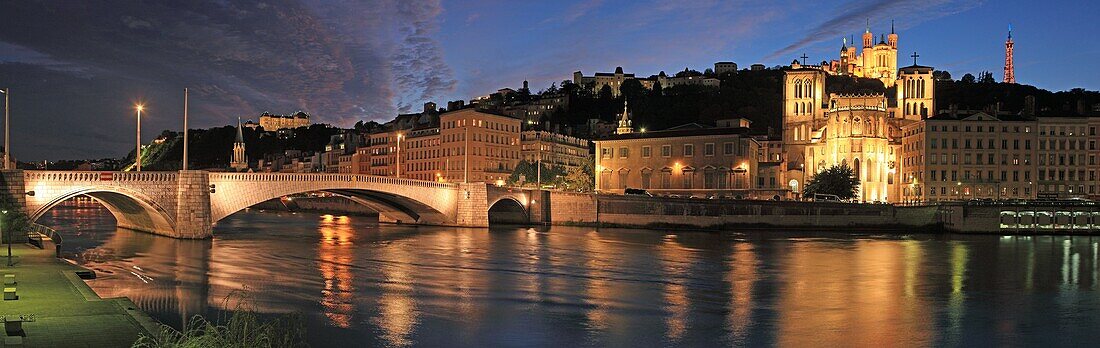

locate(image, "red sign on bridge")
(99, 172), (114, 181)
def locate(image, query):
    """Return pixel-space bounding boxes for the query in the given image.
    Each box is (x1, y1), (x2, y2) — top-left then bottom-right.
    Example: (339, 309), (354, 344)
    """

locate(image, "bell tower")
(782, 67), (826, 167)
(897, 57), (935, 121)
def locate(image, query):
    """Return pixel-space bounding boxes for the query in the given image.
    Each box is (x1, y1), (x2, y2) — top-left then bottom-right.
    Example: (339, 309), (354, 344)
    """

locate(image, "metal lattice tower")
(1004, 25), (1015, 84)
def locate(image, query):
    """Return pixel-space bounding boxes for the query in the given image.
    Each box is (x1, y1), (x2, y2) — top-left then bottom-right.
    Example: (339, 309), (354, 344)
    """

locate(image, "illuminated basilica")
(782, 24), (935, 203)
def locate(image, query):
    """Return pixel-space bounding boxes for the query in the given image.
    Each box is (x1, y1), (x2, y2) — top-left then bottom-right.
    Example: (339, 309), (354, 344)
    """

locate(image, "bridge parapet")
(25, 171), (179, 183)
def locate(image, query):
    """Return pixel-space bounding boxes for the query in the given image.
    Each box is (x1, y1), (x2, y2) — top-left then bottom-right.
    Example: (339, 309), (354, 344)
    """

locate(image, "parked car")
(624, 188), (653, 196)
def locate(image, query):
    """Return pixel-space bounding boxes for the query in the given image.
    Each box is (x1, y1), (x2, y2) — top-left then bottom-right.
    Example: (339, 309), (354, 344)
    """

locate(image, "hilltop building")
(572, 67), (720, 96)
(258, 111), (311, 131)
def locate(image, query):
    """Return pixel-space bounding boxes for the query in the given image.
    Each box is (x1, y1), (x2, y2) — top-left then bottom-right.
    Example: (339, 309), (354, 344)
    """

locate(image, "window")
(641, 171), (652, 189)
(601, 148), (612, 158)
(704, 143), (715, 156)
(642, 146), (652, 158)
(684, 144), (695, 157)
(704, 171), (717, 189)
(619, 147), (629, 158)
(661, 145), (672, 157)
(724, 143), (735, 155)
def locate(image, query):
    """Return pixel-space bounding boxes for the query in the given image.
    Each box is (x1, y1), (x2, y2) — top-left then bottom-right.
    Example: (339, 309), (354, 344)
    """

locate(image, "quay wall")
(546, 192), (923, 230)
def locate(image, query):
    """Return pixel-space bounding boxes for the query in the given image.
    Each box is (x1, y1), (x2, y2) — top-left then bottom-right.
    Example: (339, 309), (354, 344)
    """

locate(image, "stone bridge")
(0, 170), (539, 239)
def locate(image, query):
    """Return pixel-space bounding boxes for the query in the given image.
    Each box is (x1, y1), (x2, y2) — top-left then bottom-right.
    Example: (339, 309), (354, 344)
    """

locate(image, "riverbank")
(0, 243), (158, 347)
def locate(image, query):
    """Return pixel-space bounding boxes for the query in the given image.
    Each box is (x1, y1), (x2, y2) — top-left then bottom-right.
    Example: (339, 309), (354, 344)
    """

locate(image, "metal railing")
(27, 222), (62, 258)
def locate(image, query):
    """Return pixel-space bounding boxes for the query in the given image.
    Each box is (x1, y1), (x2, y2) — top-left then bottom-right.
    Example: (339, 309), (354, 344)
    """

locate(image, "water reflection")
(318, 214), (356, 328)
(37, 202), (1100, 347)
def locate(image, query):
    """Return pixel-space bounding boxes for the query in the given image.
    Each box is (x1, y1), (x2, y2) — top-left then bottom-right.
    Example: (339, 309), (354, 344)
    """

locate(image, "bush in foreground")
(132, 293), (307, 348)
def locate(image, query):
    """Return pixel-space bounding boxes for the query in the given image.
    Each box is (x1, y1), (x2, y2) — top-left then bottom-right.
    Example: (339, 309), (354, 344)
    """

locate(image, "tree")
(933, 70), (952, 81)
(620, 79), (646, 102)
(803, 164), (860, 200)
(562, 157), (594, 192)
(961, 73), (976, 83)
(0, 176), (29, 238)
(978, 71), (996, 84)
(507, 160), (566, 188)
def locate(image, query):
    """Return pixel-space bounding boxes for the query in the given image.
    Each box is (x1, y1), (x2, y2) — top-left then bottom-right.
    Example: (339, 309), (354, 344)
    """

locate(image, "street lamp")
(799, 163), (805, 200)
(0, 88), (9, 170)
(135, 104), (144, 171)
(395, 133), (403, 178)
(3, 210), (10, 266)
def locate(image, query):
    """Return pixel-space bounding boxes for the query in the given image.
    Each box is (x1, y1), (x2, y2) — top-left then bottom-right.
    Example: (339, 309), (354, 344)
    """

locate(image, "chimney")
(1024, 95), (1036, 115)
(994, 102), (1003, 116)
(1077, 100), (1087, 115)
(950, 104), (958, 117)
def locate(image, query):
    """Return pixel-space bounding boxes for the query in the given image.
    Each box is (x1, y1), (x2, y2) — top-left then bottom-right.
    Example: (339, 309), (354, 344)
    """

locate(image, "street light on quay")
(395, 132), (403, 178)
(3, 210), (10, 267)
(0, 88), (9, 170)
(135, 103), (144, 171)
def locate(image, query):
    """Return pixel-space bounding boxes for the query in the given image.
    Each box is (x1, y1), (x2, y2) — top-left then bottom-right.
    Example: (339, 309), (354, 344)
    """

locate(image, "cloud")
(0, 0), (456, 159)
(765, 0), (982, 60)
(544, 0), (605, 24)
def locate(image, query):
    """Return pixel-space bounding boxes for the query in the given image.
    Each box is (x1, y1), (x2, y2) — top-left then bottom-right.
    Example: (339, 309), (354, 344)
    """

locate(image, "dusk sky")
(0, 0), (1097, 160)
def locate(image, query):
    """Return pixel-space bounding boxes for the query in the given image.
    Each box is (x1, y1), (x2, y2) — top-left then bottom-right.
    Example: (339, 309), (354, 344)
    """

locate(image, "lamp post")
(135, 104), (144, 171)
(395, 133), (403, 178)
(3, 210), (9, 267)
(799, 163), (805, 200)
(464, 125), (469, 183)
(1, 88), (9, 170)
(536, 132), (542, 188)
(183, 88), (189, 170)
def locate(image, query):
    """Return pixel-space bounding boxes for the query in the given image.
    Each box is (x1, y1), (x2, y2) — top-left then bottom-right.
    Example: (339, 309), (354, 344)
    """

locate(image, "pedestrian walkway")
(0, 243), (158, 347)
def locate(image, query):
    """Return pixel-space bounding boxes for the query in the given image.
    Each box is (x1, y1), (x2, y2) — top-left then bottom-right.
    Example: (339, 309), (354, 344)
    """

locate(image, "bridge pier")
(173, 170), (212, 239)
(455, 182), (489, 227)
(0, 169), (27, 244)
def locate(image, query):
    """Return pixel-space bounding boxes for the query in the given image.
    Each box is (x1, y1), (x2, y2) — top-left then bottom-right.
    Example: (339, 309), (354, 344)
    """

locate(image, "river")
(38, 201), (1100, 347)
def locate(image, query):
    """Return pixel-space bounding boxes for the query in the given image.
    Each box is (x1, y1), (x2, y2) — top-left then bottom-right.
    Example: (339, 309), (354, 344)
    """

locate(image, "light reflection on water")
(38, 201), (1100, 347)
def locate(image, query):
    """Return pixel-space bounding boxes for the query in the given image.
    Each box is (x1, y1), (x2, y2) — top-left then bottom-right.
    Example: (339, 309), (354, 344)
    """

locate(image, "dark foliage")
(803, 164), (860, 200)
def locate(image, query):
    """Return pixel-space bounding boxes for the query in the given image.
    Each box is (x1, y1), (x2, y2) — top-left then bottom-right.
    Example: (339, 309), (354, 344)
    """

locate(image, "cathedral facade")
(784, 55), (935, 202)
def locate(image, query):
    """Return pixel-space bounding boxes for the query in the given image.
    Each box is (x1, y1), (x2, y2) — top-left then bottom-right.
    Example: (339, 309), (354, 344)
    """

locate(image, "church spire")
(231, 117), (247, 171)
(235, 117), (244, 143)
(616, 100), (633, 135)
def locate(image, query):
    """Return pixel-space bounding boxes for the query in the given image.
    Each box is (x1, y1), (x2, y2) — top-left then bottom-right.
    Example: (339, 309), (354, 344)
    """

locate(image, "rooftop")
(597, 123), (750, 141)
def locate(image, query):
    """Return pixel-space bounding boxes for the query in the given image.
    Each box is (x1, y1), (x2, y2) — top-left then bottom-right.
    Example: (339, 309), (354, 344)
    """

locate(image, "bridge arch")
(30, 187), (177, 235)
(487, 196), (529, 225)
(208, 173), (461, 226)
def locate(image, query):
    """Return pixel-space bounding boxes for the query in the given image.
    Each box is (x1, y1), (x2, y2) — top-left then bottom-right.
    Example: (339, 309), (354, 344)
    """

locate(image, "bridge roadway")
(1, 170), (539, 239)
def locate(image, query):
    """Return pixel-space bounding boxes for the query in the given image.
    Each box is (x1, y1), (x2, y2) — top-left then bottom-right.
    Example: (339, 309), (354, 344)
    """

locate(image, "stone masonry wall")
(0, 170), (25, 244)
(456, 183), (489, 227)
(548, 191), (598, 224)
(174, 170), (212, 239)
